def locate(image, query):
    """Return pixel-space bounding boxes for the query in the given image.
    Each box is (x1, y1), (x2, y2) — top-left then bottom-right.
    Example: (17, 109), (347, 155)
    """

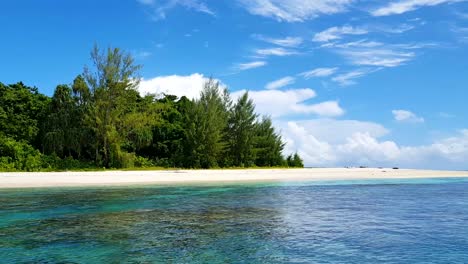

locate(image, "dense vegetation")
(0, 46), (303, 171)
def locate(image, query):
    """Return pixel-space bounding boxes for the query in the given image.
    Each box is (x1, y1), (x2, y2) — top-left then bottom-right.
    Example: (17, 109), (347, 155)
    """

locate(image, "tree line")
(0, 46), (303, 171)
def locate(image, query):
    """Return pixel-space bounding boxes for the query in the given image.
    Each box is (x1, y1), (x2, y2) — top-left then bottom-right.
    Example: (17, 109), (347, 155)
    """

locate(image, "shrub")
(134, 156), (154, 168)
(0, 135), (43, 171)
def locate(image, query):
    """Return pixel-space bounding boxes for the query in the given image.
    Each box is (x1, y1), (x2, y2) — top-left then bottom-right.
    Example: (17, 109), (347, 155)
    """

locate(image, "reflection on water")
(1, 179), (468, 263)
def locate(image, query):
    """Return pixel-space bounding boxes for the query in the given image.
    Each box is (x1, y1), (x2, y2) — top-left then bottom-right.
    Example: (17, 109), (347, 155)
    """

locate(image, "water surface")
(1, 177), (468, 263)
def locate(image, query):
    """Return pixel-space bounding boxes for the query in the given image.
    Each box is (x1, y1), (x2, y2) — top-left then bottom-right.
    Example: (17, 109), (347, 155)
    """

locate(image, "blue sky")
(1, 0), (468, 169)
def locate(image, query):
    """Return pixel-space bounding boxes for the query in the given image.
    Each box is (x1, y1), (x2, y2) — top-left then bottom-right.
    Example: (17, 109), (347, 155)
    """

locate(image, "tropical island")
(0, 46), (304, 172)
(1, 46), (466, 189)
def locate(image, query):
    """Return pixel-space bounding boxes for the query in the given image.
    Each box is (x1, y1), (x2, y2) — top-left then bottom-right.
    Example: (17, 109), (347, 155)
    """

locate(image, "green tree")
(293, 152), (304, 168)
(227, 92), (257, 167)
(137, 95), (187, 167)
(82, 45), (148, 168)
(184, 79), (229, 168)
(287, 152), (304, 168)
(254, 116), (285, 167)
(0, 82), (50, 146)
(43, 85), (82, 158)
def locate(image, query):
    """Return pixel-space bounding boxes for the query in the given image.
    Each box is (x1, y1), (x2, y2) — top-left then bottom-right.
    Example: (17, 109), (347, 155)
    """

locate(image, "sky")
(1, 0), (467, 169)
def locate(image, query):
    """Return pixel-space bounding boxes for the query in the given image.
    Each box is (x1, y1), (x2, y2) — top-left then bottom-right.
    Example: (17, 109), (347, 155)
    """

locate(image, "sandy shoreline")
(0, 168), (467, 189)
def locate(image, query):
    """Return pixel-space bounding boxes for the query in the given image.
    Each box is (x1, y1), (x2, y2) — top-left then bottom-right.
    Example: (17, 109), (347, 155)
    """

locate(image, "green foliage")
(184, 79), (230, 168)
(43, 84), (85, 158)
(138, 95), (187, 167)
(227, 92), (257, 167)
(134, 156), (155, 168)
(0, 45), (303, 171)
(40, 154), (97, 171)
(254, 117), (286, 167)
(82, 45), (156, 168)
(0, 135), (42, 171)
(287, 152), (304, 168)
(0, 82), (50, 145)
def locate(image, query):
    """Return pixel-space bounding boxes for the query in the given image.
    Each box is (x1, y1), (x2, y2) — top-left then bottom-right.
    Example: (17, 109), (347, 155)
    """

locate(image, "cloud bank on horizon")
(138, 73), (468, 170)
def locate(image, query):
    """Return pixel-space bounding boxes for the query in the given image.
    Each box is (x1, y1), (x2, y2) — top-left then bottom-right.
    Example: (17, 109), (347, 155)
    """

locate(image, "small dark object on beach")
(393, 167), (399, 170)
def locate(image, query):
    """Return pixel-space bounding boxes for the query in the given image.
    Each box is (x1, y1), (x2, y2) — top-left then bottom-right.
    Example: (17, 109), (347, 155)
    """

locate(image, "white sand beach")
(0, 168), (467, 188)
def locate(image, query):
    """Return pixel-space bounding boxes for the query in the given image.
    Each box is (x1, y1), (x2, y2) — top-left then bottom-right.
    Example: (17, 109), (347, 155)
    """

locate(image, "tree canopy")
(0, 46), (303, 171)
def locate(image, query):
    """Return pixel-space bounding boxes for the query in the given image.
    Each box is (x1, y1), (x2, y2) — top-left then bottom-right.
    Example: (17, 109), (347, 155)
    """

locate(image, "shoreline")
(0, 168), (467, 189)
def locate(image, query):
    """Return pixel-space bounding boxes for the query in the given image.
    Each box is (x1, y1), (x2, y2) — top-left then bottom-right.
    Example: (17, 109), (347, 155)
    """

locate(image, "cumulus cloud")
(296, 101), (345, 117)
(265, 76), (296, 90)
(371, 0), (465, 16)
(279, 119), (393, 166)
(138, 74), (467, 169)
(392, 110), (425, 123)
(139, 73), (210, 99)
(237, 0), (354, 22)
(279, 119), (468, 169)
(137, 0), (214, 20)
(232, 89), (345, 118)
(299, 67), (339, 79)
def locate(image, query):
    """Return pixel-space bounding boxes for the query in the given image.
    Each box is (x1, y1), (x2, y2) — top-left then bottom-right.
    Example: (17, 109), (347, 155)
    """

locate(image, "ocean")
(1, 177), (468, 263)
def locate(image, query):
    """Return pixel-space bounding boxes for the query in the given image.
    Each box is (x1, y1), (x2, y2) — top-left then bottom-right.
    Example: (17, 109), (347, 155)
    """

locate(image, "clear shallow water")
(1, 178), (468, 263)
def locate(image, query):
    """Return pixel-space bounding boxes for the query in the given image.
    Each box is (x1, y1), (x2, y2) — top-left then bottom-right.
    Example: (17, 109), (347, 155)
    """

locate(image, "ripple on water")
(0, 178), (468, 263)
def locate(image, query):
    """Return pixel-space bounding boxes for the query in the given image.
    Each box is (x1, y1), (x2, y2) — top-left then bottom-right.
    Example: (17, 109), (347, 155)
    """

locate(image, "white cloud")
(233, 89), (345, 118)
(238, 0), (354, 22)
(337, 132), (402, 164)
(392, 110), (425, 123)
(298, 101), (345, 117)
(313, 26), (368, 42)
(299, 67), (338, 79)
(332, 68), (378, 86)
(321, 39), (422, 68)
(254, 35), (303, 47)
(137, 0), (214, 20)
(316, 24), (414, 46)
(314, 22), (429, 70)
(278, 119), (468, 169)
(374, 23), (415, 33)
(278, 119), (393, 166)
(139, 74), (343, 118)
(139, 73), (468, 170)
(339, 48), (416, 67)
(139, 73), (210, 99)
(265, 76), (296, 90)
(328, 40), (384, 49)
(372, 0), (465, 16)
(235, 61), (268, 71)
(255, 47), (299, 57)
(280, 119), (389, 144)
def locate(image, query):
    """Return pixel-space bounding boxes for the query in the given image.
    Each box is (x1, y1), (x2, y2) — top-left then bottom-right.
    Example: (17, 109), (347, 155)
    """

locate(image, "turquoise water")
(1, 177), (468, 263)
